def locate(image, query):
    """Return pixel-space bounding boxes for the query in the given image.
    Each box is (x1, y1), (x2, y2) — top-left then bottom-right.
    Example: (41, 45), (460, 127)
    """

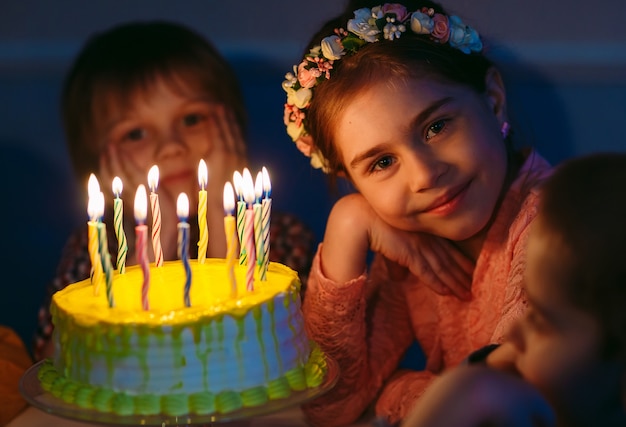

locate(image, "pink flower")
(297, 61), (320, 89)
(295, 135), (314, 157)
(431, 13), (450, 43)
(381, 4), (409, 22)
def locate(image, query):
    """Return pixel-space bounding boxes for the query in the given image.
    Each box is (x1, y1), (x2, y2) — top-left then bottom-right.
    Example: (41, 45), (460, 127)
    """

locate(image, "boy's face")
(505, 220), (621, 422)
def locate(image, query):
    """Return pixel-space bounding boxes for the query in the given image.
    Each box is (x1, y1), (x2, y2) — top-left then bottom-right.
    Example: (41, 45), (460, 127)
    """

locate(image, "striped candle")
(197, 159), (208, 263)
(223, 182), (238, 297)
(177, 193), (192, 307)
(253, 171), (263, 267)
(111, 176), (128, 274)
(135, 185), (150, 311)
(87, 174), (104, 295)
(148, 165), (163, 267)
(233, 170), (247, 265)
(260, 167), (272, 281)
(242, 171), (256, 292)
(95, 192), (115, 308)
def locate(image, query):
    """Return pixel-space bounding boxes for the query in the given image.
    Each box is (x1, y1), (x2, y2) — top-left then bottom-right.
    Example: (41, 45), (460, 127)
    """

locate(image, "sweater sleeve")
(0, 326), (33, 425)
(301, 246), (415, 426)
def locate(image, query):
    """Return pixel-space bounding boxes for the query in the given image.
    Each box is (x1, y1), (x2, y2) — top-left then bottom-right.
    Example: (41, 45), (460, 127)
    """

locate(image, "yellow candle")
(87, 174), (104, 295)
(223, 182), (238, 297)
(197, 159), (208, 263)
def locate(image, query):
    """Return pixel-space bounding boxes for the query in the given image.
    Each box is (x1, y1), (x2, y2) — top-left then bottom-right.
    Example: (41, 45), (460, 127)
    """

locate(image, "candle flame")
(134, 184), (148, 223)
(255, 171), (263, 202)
(177, 192), (189, 220)
(112, 176), (123, 198)
(148, 165), (159, 192)
(262, 166), (272, 197)
(96, 192), (105, 220)
(233, 170), (243, 197)
(223, 182), (235, 215)
(198, 159), (208, 190)
(242, 169), (255, 206)
(88, 173), (100, 198)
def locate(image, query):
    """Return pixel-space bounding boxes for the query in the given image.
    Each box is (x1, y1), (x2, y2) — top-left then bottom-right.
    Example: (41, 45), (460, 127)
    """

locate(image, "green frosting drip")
(188, 391), (216, 415)
(215, 391), (243, 414)
(253, 306), (270, 380)
(267, 377), (292, 399)
(92, 388), (115, 412)
(111, 393), (135, 416)
(241, 386), (269, 407)
(134, 394), (160, 416)
(161, 393), (189, 416)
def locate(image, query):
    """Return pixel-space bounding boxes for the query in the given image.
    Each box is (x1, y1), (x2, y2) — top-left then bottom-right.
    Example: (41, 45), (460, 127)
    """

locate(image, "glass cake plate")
(20, 356), (338, 426)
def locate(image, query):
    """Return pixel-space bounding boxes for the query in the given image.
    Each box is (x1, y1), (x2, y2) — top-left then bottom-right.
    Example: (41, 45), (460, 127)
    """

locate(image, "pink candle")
(254, 171), (264, 266)
(233, 170), (247, 265)
(135, 185), (150, 311)
(242, 170), (256, 292)
(148, 165), (163, 267)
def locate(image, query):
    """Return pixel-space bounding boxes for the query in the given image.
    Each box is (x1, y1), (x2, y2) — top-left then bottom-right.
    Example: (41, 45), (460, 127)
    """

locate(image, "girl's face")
(96, 76), (228, 216)
(334, 74), (507, 242)
(507, 221), (621, 423)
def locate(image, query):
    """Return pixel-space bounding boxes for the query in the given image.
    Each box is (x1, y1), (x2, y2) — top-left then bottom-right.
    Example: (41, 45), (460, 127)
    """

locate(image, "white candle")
(147, 165), (163, 267)
(134, 184), (150, 310)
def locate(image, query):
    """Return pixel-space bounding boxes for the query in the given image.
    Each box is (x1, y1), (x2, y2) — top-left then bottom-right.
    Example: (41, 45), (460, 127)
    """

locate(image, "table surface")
(8, 405), (375, 427)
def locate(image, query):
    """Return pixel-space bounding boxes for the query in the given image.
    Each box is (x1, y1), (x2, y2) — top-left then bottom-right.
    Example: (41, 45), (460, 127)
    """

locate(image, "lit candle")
(147, 165), (163, 267)
(242, 170), (256, 292)
(87, 174), (104, 295)
(111, 176), (128, 274)
(253, 171), (264, 267)
(223, 182), (238, 297)
(260, 167), (272, 281)
(135, 184), (150, 311)
(95, 192), (114, 308)
(233, 170), (247, 265)
(197, 159), (208, 264)
(177, 193), (192, 307)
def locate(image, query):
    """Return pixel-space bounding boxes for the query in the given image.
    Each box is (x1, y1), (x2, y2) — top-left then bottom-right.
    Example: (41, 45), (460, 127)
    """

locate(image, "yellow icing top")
(52, 259), (300, 327)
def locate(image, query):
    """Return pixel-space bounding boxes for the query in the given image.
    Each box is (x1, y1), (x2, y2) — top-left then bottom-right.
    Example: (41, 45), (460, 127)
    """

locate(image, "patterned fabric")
(301, 151), (552, 426)
(33, 211), (316, 361)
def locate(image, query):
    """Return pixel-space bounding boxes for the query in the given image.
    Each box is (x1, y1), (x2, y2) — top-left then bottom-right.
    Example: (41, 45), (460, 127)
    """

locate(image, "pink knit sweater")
(301, 151), (552, 426)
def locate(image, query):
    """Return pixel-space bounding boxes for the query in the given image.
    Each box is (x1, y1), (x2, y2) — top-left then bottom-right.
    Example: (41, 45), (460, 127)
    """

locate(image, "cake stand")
(20, 357), (338, 426)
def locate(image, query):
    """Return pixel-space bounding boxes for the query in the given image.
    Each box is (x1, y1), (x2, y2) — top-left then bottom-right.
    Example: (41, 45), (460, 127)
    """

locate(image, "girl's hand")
(401, 365), (556, 427)
(321, 194), (474, 299)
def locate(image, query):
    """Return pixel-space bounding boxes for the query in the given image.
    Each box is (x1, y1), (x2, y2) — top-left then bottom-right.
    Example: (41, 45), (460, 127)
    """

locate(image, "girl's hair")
(303, 1), (493, 178)
(539, 153), (626, 362)
(62, 21), (247, 186)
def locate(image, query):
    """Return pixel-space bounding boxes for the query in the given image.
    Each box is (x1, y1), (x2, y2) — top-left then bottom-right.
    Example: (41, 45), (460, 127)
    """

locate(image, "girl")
(403, 153), (626, 427)
(282, 2), (552, 425)
(34, 21), (316, 361)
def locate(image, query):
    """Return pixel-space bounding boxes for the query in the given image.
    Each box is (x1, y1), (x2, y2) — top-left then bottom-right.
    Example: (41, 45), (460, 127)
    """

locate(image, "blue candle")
(177, 193), (192, 307)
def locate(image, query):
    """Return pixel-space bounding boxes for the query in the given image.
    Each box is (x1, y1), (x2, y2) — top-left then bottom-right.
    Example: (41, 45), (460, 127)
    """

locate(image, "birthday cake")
(38, 259), (327, 417)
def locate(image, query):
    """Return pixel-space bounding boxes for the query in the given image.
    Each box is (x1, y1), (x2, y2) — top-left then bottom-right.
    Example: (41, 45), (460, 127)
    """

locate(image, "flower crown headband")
(282, 3), (483, 171)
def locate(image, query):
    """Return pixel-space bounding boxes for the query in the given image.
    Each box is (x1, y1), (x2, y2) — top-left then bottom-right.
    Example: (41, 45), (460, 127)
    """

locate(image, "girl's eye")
(125, 128), (145, 142)
(183, 113), (204, 127)
(370, 155), (395, 173)
(425, 119), (446, 140)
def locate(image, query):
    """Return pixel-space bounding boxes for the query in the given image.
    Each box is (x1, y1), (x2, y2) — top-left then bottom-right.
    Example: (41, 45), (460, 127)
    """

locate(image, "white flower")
(321, 35), (345, 60)
(287, 87), (312, 109)
(410, 11), (434, 34)
(448, 15), (483, 54)
(286, 122), (304, 142)
(347, 7), (380, 42)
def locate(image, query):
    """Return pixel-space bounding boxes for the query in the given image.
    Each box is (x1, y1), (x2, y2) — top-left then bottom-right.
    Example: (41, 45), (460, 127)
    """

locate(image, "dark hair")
(62, 21), (247, 186)
(539, 152), (626, 361)
(303, 1), (494, 177)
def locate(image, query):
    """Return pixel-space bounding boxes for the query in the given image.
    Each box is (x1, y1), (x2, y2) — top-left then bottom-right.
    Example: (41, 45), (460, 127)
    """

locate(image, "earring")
(500, 121), (511, 139)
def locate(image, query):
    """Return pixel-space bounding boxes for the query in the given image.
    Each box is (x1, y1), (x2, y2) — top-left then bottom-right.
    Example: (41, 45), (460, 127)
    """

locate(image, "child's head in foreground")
(62, 20), (247, 211)
(508, 152), (626, 425)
